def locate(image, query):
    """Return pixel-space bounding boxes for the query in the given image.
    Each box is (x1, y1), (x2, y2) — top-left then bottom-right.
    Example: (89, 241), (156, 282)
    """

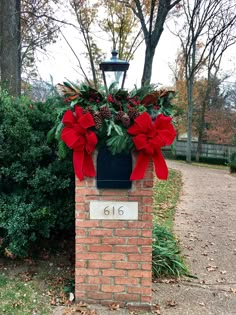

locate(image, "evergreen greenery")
(0, 90), (74, 257)
(56, 82), (176, 156)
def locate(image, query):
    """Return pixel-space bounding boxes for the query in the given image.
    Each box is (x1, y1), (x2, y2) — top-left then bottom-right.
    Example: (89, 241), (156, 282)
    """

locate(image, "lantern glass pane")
(105, 71), (124, 89)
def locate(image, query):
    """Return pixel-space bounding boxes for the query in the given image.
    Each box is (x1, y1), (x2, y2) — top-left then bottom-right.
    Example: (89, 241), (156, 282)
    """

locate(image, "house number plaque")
(89, 201), (138, 220)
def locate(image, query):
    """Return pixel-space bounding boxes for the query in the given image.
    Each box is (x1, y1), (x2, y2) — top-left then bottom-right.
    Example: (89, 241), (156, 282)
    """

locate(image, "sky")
(36, 7), (236, 90)
(36, 8), (182, 90)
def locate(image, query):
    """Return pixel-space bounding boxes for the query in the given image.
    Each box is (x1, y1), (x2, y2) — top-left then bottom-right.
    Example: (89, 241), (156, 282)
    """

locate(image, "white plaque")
(89, 201), (138, 220)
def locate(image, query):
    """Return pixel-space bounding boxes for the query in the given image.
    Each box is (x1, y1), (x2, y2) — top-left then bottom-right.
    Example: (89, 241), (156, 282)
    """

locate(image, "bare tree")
(177, 0), (236, 162)
(122, 0), (181, 86)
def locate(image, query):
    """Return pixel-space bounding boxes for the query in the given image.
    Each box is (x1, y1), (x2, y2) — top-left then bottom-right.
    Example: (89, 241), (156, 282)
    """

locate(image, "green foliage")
(0, 91), (74, 257)
(152, 168), (189, 278)
(56, 82), (176, 155)
(152, 225), (188, 278)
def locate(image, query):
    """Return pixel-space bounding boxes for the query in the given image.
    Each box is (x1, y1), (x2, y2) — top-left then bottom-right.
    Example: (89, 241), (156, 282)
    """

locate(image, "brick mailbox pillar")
(75, 155), (154, 307)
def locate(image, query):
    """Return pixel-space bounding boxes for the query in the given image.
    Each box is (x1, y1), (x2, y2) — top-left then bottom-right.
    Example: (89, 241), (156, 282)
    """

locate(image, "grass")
(0, 253), (74, 315)
(153, 169), (182, 230)
(152, 168), (189, 278)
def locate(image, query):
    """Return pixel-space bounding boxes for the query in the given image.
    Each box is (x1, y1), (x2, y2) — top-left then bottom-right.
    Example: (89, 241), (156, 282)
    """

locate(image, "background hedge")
(0, 90), (74, 257)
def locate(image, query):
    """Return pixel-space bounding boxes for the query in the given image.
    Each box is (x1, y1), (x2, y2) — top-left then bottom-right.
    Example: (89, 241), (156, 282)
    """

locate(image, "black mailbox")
(96, 146), (132, 189)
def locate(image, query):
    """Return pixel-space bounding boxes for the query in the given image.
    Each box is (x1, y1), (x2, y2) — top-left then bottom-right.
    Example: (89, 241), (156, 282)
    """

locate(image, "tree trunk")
(186, 76), (194, 163)
(141, 45), (155, 86)
(195, 99), (207, 162)
(0, 0), (21, 97)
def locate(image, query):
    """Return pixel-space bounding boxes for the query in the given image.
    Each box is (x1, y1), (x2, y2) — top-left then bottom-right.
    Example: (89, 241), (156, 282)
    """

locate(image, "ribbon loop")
(61, 105), (97, 180)
(128, 113), (176, 180)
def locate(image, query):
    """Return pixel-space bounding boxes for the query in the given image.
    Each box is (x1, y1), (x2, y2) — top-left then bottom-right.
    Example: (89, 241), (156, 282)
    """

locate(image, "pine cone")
(83, 106), (95, 115)
(114, 110), (125, 122)
(121, 113), (131, 128)
(100, 105), (111, 119)
(128, 107), (140, 120)
(92, 112), (103, 130)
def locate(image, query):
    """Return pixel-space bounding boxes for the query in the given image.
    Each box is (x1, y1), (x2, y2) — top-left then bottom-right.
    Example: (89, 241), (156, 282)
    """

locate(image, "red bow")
(128, 112), (176, 180)
(61, 106), (97, 180)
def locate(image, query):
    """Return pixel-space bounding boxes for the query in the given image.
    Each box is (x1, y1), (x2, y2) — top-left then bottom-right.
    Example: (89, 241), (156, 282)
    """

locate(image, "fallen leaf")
(206, 265), (218, 272)
(230, 288), (236, 294)
(109, 303), (120, 310)
(69, 292), (75, 302)
(166, 300), (177, 307)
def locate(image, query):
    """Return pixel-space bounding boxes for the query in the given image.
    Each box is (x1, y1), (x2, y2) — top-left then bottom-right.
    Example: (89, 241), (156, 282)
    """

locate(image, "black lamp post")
(99, 50), (129, 92)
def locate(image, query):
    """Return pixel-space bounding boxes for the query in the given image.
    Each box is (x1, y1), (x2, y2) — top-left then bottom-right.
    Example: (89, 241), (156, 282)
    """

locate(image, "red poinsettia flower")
(61, 106), (98, 180)
(128, 112), (176, 180)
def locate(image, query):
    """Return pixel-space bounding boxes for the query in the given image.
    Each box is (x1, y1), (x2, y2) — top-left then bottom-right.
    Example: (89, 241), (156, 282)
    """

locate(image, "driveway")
(153, 160), (236, 315)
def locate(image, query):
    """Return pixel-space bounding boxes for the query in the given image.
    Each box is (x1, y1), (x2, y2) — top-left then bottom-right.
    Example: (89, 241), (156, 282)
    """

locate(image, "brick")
(142, 230), (152, 237)
(143, 180), (153, 188)
(88, 261), (112, 269)
(128, 222), (152, 229)
(142, 197), (153, 204)
(87, 277), (111, 284)
(141, 214), (153, 221)
(102, 221), (127, 228)
(114, 277), (138, 285)
(128, 238), (152, 245)
(75, 268), (99, 276)
(128, 287), (151, 295)
(141, 295), (152, 303)
(115, 229), (140, 237)
(75, 228), (87, 236)
(75, 221), (99, 228)
(75, 245), (86, 252)
(100, 190), (128, 196)
(114, 293), (140, 302)
(89, 245), (112, 252)
(115, 262), (139, 269)
(75, 261), (86, 268)
(142, 246), (153, 253)
(76, 253), (99, 260)
(128, 254), (151, 262)
(102, 253), (126, 261)
(129, 189), (153, 196)
(75, 212), (86, 219)
(128, 196), (142, 202)
(114, 245), (140, 253)
(142, 205), (153, 213)
(87, 292), (113, 300)
(76, 204), (85, 211)
(74, 291), (86, 299)
(102, 237), (127, 245)
(128, 270), (152, 278)
(102, 269), (127, 277)
(82, 188), (98, 195)
(89, 229), (113, 236)
(75, 276), (86, 284)
(75, 237), (99, 244)
(79, 284), (99, 291)
(75, 195), (85, 202)
(101, 285), (125, 293)
(142, 279), (152, 286)
(141, 263), (152, 270)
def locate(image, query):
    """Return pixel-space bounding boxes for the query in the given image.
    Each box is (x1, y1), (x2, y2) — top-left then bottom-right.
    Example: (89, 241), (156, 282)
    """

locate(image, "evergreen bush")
(0, 90), (74, 257)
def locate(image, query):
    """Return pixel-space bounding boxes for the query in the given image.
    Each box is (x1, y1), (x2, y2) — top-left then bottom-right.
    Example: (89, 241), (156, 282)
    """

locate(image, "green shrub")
(152, 225), (188, 278)
(0, 90), (74, 257)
